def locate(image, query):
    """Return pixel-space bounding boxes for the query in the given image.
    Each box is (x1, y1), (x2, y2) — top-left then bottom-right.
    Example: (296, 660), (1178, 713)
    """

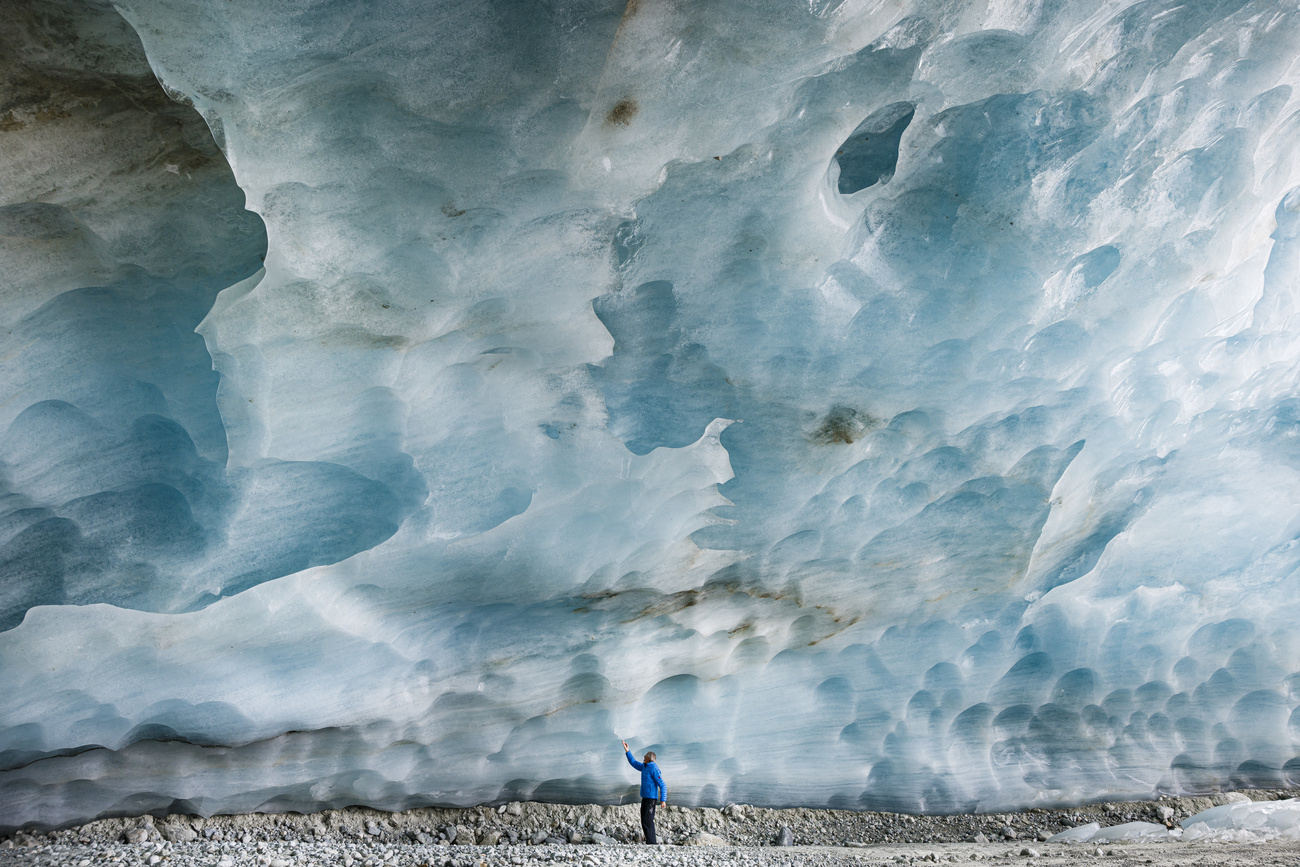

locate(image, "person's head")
(643, 751), (656, 763)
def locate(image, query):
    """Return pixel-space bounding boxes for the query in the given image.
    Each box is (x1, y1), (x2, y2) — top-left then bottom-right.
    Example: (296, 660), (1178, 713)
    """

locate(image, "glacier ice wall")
(6, 0), (1300, 829)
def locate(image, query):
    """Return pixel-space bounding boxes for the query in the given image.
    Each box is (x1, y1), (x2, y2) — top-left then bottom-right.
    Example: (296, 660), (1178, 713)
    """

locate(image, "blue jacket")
(626, 751), (666, 800)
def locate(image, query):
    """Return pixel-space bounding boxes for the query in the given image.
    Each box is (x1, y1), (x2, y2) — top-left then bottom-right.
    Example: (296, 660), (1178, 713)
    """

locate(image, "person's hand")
(660, 801), (667, 807)
(621, 740), (629, 751)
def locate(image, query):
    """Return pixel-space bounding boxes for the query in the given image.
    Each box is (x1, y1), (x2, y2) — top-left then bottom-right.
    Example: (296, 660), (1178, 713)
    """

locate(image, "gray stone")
(529, 830), (549, 845)
(685, 831), (726, 846)
(159, 820), (197, 843)
(589, 833), (615, 845)
(777, 826), (793, 847)
(1019, 848), (1039, 858)
(972, 832), (988, 843)
(1211, 792), (1251, 807)
(506, 802), (524, 817)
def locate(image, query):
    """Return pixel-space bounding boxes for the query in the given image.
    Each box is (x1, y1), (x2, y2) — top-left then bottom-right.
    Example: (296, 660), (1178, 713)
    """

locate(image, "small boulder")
(159, 819), (197, 843)
(1210, 792), (1250, 807)
(685, 832), (726, 846)
(506, 802), (524, 817)
(479, 830), (500, 846)
(777, 826), (794, 847)
(529, 830), (549, 845)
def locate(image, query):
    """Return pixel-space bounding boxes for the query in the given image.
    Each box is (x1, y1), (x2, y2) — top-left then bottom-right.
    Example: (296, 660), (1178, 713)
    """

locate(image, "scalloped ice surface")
(5, 0), (1300, 832)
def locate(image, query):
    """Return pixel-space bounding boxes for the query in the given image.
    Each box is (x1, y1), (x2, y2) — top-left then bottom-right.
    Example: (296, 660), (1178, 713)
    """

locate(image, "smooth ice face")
(5, 0), (1300, 830)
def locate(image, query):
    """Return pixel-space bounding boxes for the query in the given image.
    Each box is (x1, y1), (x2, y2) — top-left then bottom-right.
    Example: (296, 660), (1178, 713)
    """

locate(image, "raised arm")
(622, 740), (644, 771)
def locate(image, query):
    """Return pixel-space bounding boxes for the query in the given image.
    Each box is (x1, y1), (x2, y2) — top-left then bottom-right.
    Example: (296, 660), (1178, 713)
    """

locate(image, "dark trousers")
(640, 797), (658, 844)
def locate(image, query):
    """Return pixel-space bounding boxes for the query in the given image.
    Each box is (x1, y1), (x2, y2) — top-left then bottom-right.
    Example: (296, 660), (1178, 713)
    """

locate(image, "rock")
(159, 819), (198, 843)
(777, 826), (793, 847)
(506, 802), (524, 817)
(453, 825), (473, 844)
(124, 827), (151, 844)
(590, 832), (615, 845)
(1156, 806), (1175, 823)
(1000, 825), (1017, 840)
(567, 830), (583, 844)
(1210, 792), (1251, 806)
(972, 832), (988, 843)
(269, 860), (291, 867)
(1035, 830), (1051, 842)
(443, 825), (457, 843)
(366, 822), (382, 837)
(480, 829), (501, 845)
(685, 831), (726, 846)
(529, 830), (549, 845)
(545, 835), (566, 845)
(1019, 848), (1039, 858)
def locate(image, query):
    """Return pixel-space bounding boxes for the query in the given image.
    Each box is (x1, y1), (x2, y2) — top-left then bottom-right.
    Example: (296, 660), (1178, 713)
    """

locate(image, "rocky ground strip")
(4, 789), (1300, 866)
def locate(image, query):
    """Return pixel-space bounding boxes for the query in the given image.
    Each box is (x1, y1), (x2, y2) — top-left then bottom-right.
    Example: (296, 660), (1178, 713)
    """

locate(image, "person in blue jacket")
(622, 739), (667, 843)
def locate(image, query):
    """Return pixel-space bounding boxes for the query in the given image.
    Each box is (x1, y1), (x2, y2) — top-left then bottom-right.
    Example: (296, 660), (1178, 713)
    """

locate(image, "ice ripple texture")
(6, 0), (1300, 830)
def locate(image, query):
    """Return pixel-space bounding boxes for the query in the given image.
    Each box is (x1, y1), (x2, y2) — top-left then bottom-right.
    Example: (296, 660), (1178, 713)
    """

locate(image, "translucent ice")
(1181, 798), (1300, 842)
(1050, 798), (1300, 844)
(6, 0), (1300, 831)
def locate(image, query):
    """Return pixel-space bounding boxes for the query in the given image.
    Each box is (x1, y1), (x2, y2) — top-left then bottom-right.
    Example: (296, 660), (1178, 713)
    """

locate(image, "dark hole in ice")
(834, 102), (915, 194)
(605, 98), (638, 127)
(810, 405), (877, 444)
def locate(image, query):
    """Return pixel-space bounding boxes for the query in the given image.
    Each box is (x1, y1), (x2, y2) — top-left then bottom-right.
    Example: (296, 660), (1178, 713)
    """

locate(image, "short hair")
(644, 751), (656, 762)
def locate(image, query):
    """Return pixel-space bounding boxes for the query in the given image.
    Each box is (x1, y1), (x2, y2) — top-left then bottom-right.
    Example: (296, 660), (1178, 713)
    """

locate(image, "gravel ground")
(5, 790), (1300, 867)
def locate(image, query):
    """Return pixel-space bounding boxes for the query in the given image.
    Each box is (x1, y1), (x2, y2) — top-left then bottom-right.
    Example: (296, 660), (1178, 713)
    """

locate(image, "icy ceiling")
(5, 0), (1300, 830)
